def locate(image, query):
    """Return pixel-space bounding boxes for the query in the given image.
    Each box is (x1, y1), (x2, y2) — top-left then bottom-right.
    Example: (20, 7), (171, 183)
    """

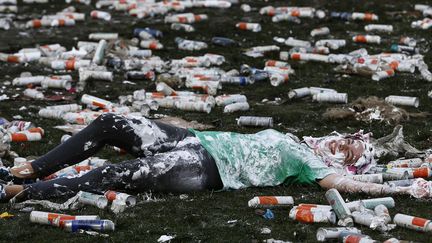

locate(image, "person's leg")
(16, 137), (222, 200)
(128, 137), (223, 193)
(11, 113), (192, 179)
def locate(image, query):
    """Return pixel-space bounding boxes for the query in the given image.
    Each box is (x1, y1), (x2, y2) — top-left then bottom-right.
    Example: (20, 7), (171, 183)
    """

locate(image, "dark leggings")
(24, 113), (223, 200)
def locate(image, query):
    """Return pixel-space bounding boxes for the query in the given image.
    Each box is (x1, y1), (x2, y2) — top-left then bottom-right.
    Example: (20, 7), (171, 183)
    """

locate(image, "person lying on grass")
(0, 113), (430, 202)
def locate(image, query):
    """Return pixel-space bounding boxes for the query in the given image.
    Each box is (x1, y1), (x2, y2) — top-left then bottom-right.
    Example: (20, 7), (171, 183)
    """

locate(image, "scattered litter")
(264, 239), (291, 243)
(323, 97), (429, 124)
(77, 191), (108, 209)
(13, 194), (81, 211)
(0, 212), (14, 219)
(157, 235), (175, 242)
(289, 205), (336, 224)
(237, 116), (273, 128)
(255, 209), (274, 220)
(248, 196), (294, 208)
(316, 227), (361, 242)
(105, 190), (136, 206)
(29, 210), (99, 227)
(227, 219), (238, 224)
(63, 219), (115, 232)
(325, 189), (354, 226)
(78, 229), (109, 238)
(339, 232), (376, 243)
(260, 227), (271, 234)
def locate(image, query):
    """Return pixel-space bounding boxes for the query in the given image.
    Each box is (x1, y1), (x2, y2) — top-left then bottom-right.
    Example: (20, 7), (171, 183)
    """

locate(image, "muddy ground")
(1, 0), (432, 242)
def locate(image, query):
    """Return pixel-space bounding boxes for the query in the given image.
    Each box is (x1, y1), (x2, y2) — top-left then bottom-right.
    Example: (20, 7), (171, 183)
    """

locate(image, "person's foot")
(10, 162), (37, 179)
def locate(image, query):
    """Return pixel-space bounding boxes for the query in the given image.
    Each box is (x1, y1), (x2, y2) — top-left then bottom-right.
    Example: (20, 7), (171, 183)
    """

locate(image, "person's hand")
(409, 178), (432, 198)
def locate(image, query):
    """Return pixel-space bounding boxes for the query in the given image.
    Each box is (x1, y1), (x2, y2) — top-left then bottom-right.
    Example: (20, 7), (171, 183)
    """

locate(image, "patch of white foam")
(125, 116), (167, 152)
(83, 141), (93, 151)
(53, 183), (66, 188)
(131, 163), (150, 180)
(176, 136), (200, 147)
(116, 169), (131, 178)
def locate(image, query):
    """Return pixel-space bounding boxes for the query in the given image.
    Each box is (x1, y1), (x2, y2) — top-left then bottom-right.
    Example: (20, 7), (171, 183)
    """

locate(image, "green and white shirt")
(191, 129), (335, 190)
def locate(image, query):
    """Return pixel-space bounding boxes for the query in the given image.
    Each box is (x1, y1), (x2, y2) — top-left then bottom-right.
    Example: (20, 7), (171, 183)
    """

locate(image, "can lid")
(316, 229), (327, 242)
(64, 81), (72, 91)
(338, 216), (354, 227)
(329, 212), (337, 224)
(97, 198), (109, 209)
(280, 51), (289, 61)
(288, 207), (297, 219)
(390, 44), (399, 53)
(247, 197), (259, 207)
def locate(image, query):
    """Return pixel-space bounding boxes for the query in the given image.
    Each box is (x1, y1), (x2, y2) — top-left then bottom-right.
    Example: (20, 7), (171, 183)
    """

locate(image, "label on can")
(344, 235), (362, 243)
(48, 214), (75, 227)
(296, 210), (314, 223)
(413, 167), (429, 178)
(70, 220), (101, 232)
(258, 197), (278, 205)
(412, 217), (428, 227)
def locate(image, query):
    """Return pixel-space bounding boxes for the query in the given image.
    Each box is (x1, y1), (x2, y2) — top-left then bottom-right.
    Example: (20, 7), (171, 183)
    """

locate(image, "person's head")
(303, 130), (375, 174)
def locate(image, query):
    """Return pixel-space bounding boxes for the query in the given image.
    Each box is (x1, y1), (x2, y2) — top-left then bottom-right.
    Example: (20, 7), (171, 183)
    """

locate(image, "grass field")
(1, 0), (432, 242)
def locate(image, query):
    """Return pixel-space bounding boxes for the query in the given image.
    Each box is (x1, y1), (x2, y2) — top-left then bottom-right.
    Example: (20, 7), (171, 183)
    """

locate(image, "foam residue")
(83, 141), (93, 151)
(125, 115), (168, 153)
(131, 162), (150, 180)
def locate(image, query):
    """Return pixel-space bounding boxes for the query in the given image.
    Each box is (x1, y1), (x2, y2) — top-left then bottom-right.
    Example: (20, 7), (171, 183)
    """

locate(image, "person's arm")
(318, 173), (411, 196)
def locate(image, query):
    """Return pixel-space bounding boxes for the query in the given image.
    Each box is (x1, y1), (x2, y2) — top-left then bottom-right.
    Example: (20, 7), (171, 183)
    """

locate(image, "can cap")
(390, 44), (399, 53)
(338, 216), (354, 227)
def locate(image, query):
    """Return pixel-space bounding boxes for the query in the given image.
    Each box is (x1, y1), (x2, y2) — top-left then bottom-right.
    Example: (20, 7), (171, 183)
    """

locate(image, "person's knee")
(96, 113), (117, 122)
(94, 113), (125, 128)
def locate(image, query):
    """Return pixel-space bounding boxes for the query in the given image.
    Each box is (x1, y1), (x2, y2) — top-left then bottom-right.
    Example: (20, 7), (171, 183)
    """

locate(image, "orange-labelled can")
(290, 53), (301, 60)
(30, 211), (99, 227)
(236, 22), (247, 30)
(9, 131), (42, 142)
(27, 127), (45, 136)
(394, 213), (432, 232)
(363, 13), (374, 21)
(289, 207), (336, 224)
(7, 55), (20, 63)
(65, 59), (75, 70)
(290, 10), (300, 17)
(412, 167), (431, 178)
(353, 35), (367, 43)
(32, 19), (42, 28)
